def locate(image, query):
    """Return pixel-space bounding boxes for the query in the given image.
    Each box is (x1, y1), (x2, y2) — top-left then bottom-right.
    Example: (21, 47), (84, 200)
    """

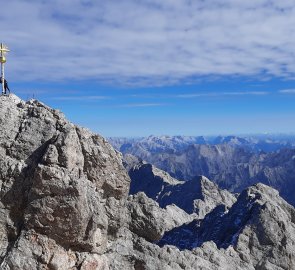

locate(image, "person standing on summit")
(0, 77), (10, 95)
(0, 43), (10, 95)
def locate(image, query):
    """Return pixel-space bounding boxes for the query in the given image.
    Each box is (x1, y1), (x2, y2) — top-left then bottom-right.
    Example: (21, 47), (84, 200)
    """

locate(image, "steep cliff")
(0, 94), (130, 269)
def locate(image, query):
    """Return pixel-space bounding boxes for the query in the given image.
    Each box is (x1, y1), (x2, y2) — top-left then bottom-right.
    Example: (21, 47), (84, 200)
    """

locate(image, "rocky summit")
(0, 94), (295, 270)
(0, 94), (130, 269)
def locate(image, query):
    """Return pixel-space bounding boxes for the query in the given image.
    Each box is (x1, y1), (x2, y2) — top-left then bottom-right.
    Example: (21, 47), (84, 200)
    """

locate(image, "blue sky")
(2, 0), (295, 136)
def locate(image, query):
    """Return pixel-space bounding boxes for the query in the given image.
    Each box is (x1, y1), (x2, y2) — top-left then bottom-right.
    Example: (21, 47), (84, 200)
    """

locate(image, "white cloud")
(279, 89), (295, 94)
(2, 0), (295, 85)
(177, 91), (268, 98)
(119, 103), (165, 107)
(50, 95), (109, 101)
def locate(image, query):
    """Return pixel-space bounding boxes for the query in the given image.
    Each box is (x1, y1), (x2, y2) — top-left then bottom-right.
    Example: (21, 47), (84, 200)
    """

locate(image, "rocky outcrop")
(122, 153), (142, 172)
(129, 162), (236, 217)
(0, 94), (130, 268)
(158, 184), (295, 269)
(107, 183), (295, 270)
(127, 192), (193, 242)
(107, 229), (251, 270)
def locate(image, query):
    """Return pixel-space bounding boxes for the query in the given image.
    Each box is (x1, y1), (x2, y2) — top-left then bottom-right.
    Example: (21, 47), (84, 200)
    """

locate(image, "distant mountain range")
(109, 135), (295, 206)
(109, 134), (295, 154)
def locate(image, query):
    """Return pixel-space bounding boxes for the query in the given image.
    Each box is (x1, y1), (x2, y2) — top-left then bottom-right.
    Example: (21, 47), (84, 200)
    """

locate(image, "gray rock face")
(158, 184), (295, 269)
(107, 229), (252, 270)
(127, 192), (193, 242)
(0, 94), (129, 268)
(0, 94), (295, 270)
(129, 162), (236, 217)
(122, 153), (142, 172)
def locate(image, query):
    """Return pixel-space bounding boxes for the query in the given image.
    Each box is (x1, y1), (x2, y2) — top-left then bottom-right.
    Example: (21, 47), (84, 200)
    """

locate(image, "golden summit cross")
(0, 43), (10, 95)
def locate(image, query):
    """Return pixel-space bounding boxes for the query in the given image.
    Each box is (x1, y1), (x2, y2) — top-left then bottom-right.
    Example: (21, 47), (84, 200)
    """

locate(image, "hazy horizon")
(107, 132), (295, 139)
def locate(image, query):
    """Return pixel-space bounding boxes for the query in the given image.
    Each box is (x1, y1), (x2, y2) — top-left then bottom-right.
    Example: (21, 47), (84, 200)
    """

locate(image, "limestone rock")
(0, 94), (130, 267)
(127, 192), (193, 242)
(129, 162), (236, 217)
(158, 184), (295, 269)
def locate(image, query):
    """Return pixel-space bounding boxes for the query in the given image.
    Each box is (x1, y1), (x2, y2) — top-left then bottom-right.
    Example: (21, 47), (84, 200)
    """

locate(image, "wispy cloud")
(50, 96), (110, 101)
(119, 103), (165, 108)
(279, 89), (295, 94)
(177, 91), (268, 98)
(3, 1), (295, 86)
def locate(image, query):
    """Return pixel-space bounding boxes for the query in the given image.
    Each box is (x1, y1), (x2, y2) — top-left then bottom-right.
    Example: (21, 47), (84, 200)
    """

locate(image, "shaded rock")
(106, 228), (253, 270)
(127, 192), (193, 242)
(129, 163), (236, 217)
(122, 153), (142, 172)
(158, 184), (295, 269)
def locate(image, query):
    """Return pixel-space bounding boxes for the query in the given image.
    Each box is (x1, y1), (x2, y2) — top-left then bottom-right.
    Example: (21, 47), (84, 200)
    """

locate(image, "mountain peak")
(0, 94), (131, 267)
